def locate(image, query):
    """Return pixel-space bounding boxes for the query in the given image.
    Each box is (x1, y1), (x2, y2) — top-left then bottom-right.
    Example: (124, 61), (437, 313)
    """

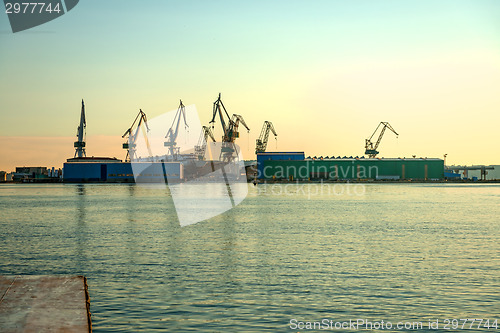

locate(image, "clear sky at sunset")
(1, 0), (499, 171)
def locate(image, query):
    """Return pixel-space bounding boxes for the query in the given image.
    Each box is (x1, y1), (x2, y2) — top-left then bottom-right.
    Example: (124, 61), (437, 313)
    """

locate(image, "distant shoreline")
(1, 180), (500, 184)
(256, 180), (500, 184)
(254, 179), (500, 184)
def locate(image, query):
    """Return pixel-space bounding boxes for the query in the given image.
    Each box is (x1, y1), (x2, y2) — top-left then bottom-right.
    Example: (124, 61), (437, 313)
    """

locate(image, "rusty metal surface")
(0, 275), (91, 333)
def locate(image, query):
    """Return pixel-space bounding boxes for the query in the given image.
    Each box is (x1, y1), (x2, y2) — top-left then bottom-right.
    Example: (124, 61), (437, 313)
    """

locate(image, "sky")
(1, 0), (499, 171)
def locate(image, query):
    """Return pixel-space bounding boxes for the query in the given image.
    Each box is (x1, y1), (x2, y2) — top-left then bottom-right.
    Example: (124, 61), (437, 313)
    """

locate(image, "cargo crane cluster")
(364, 122), (398, 158)
(63, 96), (448, 185)
(72, 93), (281, 168)
(67, 95), (447, 186)
(114, 94), (257, 164)
(73, 97), (403, 165)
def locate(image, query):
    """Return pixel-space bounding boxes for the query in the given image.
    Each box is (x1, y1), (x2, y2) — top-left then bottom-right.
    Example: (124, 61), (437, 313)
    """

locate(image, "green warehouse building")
(257, 153), (444, 181)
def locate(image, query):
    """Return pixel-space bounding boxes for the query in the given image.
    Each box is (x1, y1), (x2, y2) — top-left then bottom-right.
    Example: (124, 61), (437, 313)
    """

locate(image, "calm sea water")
(0, 183), (499, 332)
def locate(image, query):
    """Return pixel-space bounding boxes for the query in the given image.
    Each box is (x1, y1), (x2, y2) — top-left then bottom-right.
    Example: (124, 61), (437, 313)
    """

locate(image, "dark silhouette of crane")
(210, 93), (250, 143)
(122, 109), (151, 162)
(365, 122), (398, 158)
(209, 93), (250, 161)
(74, 99), (86, 158)
(164, 100), (189, 160)
(255, 121), (277, 154)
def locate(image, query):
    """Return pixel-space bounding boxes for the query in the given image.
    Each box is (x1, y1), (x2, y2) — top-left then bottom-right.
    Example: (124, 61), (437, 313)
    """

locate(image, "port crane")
(364, 122), (398, 158)
(195, 126), (216, 160)
(164, 100), (189, 160)
(255, 121), (277, 154)
(74, 99), (87, 158)
(210, 94), (250, 143)
(209, 93), (250, 160)
(122, 109), (151, 162)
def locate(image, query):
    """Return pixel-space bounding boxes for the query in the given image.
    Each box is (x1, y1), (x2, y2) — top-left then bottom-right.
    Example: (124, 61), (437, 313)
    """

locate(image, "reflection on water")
(75, 185), (88, 270)
(0, 183), (499, 332)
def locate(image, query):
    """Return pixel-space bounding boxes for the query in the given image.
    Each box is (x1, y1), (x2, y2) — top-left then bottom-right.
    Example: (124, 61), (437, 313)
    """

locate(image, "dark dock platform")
(0, 275), (91, 332)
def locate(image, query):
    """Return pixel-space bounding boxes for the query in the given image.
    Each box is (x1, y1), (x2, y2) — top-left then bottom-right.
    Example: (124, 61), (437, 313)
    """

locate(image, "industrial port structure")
(255, 121), (443, 181)
(6, 97), (500, 183)
(256, 153), (443, 181)
(60, 95), (447, 183)
(64, 95), (248, 183)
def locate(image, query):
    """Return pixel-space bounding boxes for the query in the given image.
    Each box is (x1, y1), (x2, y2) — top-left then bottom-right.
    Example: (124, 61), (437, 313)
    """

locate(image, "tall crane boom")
(164, 100), (189, 159)
(227, 114), (250, 142)
(209, 93), (250, 162)
(209, 93), (250, 143)
(122, 109), (151, 161)
(195, 126), (216, 160)
(255, 121), (277, 154)
(74, 99), (86, 158)
(364, 122), (398, 158)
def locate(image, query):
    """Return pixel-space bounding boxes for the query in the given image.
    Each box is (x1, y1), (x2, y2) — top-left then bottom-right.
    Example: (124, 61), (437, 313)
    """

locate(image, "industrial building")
(255, 122), (444, 181)
(257, 152), (444, 181)
(63, 158), (183, 183)
(256, 152), (305, 179)
(7, 166), (62, 182)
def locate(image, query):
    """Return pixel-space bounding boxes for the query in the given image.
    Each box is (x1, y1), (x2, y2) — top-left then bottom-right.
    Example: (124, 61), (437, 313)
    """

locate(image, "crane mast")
(255, 121), (277, 154)
(164, 100), (189, 159)
(74, 99), (86, 158)
(122, 109), (151, 162)
(365, 122), (398, 158)
(210, 93), (231, 139)
(195, 126), (216, 160)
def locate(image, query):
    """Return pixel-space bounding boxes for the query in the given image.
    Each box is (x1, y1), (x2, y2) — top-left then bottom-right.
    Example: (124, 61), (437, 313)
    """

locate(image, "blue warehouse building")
(63, 157), (183, 183)
(256, 152), (305, 179)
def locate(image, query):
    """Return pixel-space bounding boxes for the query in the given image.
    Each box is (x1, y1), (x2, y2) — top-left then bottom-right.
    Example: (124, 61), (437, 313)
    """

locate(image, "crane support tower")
(195, 126), (216, 160)
(122, 109), (151, 162)
(164, 100), (189, 159)
(255, 121), (277, 154)
(74, 99), (86, 158)
(364, 122), (398, 158)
